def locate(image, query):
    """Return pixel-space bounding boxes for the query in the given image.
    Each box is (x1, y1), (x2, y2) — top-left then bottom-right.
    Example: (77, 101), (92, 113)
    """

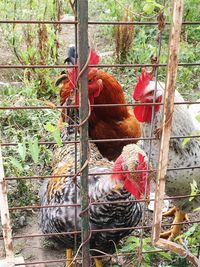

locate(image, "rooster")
(55, 47), (141, 161)
(132, 70), (200, 239)
(39, 123), (151, 267)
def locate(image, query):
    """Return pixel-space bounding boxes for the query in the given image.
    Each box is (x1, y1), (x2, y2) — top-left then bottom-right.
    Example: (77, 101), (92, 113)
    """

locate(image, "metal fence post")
(77, 0), (90, 266)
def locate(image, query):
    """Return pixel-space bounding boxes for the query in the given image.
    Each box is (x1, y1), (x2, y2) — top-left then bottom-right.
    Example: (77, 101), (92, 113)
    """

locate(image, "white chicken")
(132, 70), (200, 239)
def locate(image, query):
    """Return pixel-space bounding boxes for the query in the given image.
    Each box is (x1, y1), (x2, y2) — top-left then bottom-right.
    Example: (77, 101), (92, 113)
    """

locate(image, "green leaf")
(27, 46), (36, 58)
(189, 179), (200, 201)
(143, 3), (155, 14)
(196, 113), (200, 122)
(177, 223), (198, 240)
(45, 122), (62, 146)
(126, 236), (138, 243)
(120, 243), (136, 252)
(181, 136), (191, 147)
(181, 132), (194, 147)
(52, 128), (62, 146)
(158, 251), (172, 261)
(28, 138), (40, 164)
(44, 122), (55, 132)
(9, 157), (23, 172)
(184, 223), (198, 237)
(142, 237), (151, 245)
(17, 141), (27, 161)
(154, 3), (163, 9)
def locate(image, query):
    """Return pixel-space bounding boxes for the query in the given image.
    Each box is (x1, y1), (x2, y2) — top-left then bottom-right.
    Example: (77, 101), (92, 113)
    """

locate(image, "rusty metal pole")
(77, 0), (90, 266)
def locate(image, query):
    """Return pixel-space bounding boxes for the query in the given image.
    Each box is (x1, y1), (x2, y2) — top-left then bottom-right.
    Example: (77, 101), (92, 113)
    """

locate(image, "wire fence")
(0, 0), (200, 266)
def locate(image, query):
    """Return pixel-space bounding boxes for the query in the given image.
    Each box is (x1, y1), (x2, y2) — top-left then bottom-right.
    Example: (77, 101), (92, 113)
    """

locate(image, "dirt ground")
(0, 214), (65, 267)
(1, 207), (199, 267)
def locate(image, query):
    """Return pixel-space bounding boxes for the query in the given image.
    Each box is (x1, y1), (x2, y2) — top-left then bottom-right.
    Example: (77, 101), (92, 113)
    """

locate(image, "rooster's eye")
(123, 163), (128, 171)
(146, 91), (154, 97)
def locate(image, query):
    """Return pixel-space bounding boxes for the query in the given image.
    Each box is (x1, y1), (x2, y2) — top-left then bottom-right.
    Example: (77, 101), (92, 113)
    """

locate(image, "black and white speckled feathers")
(39, 127), (147, 255)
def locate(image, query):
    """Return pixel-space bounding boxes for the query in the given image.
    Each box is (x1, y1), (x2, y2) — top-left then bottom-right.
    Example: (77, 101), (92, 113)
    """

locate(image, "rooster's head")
(132, 70), (163, 123)
(67, 49), (103, 106)
(111, 144), (151, 199)
(55, 49), (103, 107)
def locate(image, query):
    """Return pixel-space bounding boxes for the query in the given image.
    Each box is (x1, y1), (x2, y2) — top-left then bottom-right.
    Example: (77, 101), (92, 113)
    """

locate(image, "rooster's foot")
(160, 208), (188, 242)
(94, 258), (103, 267)
(163, 206), (189, 221)
(66, 249), (74, 267)
(162, 206), (177, 217)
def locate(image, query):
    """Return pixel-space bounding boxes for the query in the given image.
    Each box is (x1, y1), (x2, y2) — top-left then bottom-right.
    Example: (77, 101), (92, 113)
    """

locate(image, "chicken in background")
(55, 47), (141, 161)
(39, 121), (151, 267)
(132, 70), (200, 240)
(64, 45), (77, 65)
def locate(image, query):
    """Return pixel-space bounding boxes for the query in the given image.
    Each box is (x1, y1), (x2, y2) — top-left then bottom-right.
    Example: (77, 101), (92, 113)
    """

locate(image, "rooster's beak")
(97, 79), (102, 86)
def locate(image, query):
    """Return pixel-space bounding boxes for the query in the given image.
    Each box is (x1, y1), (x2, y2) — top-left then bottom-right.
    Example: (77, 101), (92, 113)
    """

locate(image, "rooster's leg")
(66, 249), (74, 267)
(163, 206), (189, 221)
(94, 258), (103, 267)
(57, 117), (64, 131)
(162, 206), (177, 217)
(160, 208), (188, 241)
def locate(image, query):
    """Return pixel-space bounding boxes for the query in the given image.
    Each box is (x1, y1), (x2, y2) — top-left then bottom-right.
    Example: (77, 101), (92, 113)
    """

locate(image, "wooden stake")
(152, 1), (198, 266)
(0, 146), (14, 265)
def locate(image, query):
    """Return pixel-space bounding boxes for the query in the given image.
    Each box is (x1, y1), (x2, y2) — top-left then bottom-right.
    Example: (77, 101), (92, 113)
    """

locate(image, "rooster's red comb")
(69, 49), (99, 90)
(89, 49), (100, 65)
(133, 70), (151, 101)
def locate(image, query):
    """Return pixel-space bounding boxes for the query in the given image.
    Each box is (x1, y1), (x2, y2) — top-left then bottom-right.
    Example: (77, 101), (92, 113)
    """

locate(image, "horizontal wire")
(0, 20), (200, 25)
(4, 164), (200, 181)
(0, 62), (200, 69)
(14, 244), (200, 266)
(1, 134), (200, 147)
(7, 193), (200, 211)
(1, 219), (199, 241)
(1, 101), (200, 110)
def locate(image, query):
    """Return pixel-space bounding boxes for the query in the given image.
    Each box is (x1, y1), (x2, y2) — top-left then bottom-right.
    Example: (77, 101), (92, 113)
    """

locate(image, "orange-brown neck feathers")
(92, 70), (129, 119)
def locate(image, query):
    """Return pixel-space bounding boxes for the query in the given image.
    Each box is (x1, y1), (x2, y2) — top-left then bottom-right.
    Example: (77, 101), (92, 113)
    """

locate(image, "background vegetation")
(0, 0), (200, 266)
